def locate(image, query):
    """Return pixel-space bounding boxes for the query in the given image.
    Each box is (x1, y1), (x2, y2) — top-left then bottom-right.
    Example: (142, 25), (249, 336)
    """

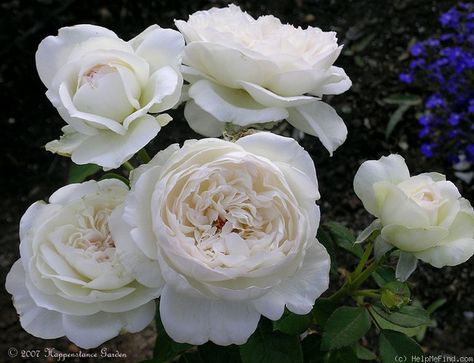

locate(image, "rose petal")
(160, 285), (260, 345)
(353, 154), (410, 216)
(287, 101), (347, 155)
(188, 79), (288, 126)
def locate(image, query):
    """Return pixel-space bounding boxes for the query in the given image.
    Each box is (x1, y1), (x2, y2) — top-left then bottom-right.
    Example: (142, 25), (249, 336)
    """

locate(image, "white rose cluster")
(5, 180), (160, 348)
(37, 24), (184, 169)
(110, 132), (330, 345)
(354, 154), (474, 269)
(175, 5), (351, 154)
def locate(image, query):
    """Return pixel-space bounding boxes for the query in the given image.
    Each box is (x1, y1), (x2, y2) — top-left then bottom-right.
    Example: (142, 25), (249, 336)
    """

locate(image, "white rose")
(175, 5), (351, 154)
(5, 180), (160, 349)
(110, 132), (330, 345)
(37, 24), (184, 169)
(354, 154), (474, 269)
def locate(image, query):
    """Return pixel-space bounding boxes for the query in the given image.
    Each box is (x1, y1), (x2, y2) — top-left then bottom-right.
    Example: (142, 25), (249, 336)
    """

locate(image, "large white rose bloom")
(36, 24), (184, 169)
(110, 132), (330, 345)
(354, 154), (474, 269)
(5, 180), (160, 349)
(175, 5), (351, 154)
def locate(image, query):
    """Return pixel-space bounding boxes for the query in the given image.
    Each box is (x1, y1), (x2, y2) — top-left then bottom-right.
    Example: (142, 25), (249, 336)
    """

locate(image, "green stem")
(352, 289), (381, 299)
(137, 148), (151, 164)
(352, 241), (373, 277)
(329, 242), (381, 303)
(122, 161), (134, 172)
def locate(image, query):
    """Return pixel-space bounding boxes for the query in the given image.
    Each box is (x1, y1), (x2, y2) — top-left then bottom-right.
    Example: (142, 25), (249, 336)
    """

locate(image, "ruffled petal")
(287, 101), (347, 155)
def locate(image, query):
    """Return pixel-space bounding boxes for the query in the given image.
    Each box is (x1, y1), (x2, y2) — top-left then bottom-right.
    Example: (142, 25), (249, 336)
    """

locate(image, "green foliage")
(354, 344), (377, 360)
(378, 330), (423, 363)
(320, 306), (371, 351)
(370, 303), (431, 328)
(273, 310), (312, 335)
(372, 266), (396, 287)
(380, 281), (411, 310)
(312, 298), (337, 327)
(198, 343), (241, 363)
(240, 330), (303, 363)
(67, 163), (101, 183)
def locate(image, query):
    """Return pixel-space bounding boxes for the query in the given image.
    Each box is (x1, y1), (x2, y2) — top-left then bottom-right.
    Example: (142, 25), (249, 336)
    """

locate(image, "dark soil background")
(1, 0), (472, 362)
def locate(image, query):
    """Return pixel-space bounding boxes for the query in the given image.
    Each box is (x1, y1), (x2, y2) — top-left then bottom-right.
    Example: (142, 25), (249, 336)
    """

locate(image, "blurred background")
(1, 0), (472, 361)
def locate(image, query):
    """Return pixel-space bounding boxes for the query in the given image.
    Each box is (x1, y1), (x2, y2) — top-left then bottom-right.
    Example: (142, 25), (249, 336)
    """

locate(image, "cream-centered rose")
(354, 154), (474, 269)
(175, 5), (351, 154)
(5, 180), (160, 348)
(110, 132), (330, 345)
(36, 24), (184, 169)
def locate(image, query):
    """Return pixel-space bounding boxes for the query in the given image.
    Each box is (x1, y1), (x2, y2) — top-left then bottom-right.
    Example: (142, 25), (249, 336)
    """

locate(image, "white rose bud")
(36, 24), (184, 169)
(5, 180), (160, 349)
(109, 132), (330, 345)
(175, 5), (351, 154)
(354, 154), (474, 270)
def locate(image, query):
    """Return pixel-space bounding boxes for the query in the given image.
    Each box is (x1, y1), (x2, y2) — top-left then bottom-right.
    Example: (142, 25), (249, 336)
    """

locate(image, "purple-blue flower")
(399, 73), (414, 84)
(421, 143), (437, 158)
(425, 94), (446, 109)
(410, 42), (425, 56)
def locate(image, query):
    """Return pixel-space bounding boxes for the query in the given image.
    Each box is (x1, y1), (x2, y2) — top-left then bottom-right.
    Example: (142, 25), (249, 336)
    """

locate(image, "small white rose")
(5, 180), (160, 349)
(37, 24), (184, 169)
(175, 5), (351, 154)
(110, 132), (330, 345)
(354, 154), (474, 268)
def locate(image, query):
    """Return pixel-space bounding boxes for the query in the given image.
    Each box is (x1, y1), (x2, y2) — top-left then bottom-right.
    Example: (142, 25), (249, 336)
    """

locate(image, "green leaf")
(301, 334), (326, 363)
(274, 310), (312, 335)
(354, 344), (377, 360)
(154, 309), (192, 363)
(321, 306), (372, 351)
(198, 343), (241, 363)
(379, 330), (423, 363)
(372, 266), (396, 287)
(325, 347), (359, 363)
(371, 310), (423, 337)
(385, 103), (411, 139)
(68, 163), (101, 183)
(383, 94), (422, 106)
(323, 223), (363, 258)
(312, 298), (337, 328)
(370, 304), (431, 328)
(316, 228), (338, 274)
(240, 330), (303, 363)
(100, 172), (130, 187)
(381, 281), (411, 310)
(426, 298), (447, 314)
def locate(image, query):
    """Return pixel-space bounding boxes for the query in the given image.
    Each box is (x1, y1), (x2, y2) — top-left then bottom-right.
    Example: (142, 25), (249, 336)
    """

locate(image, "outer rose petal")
(6, 260), (65, 339)
(238, 81), (316, 108)
(353, 154), (410, 216)
(319, 66), (352, 95)
(413, 238), (474, 268)
(381, 224), (449, 252)
(68, 115), (165, 169)
(160, 285), (260, 345)
(236, 132), (320, 200)
(253, 240), (330, 317)
(109, 205), (165, 289)
(183, 42), (279, 89)
(188, 79), (288, 126)
(287, 101), (347, 155)
(62, 302), (155, 349)
(184, 100), (226, 137)
(129, 25), (185, 72)
(36, 24), (119, 88)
